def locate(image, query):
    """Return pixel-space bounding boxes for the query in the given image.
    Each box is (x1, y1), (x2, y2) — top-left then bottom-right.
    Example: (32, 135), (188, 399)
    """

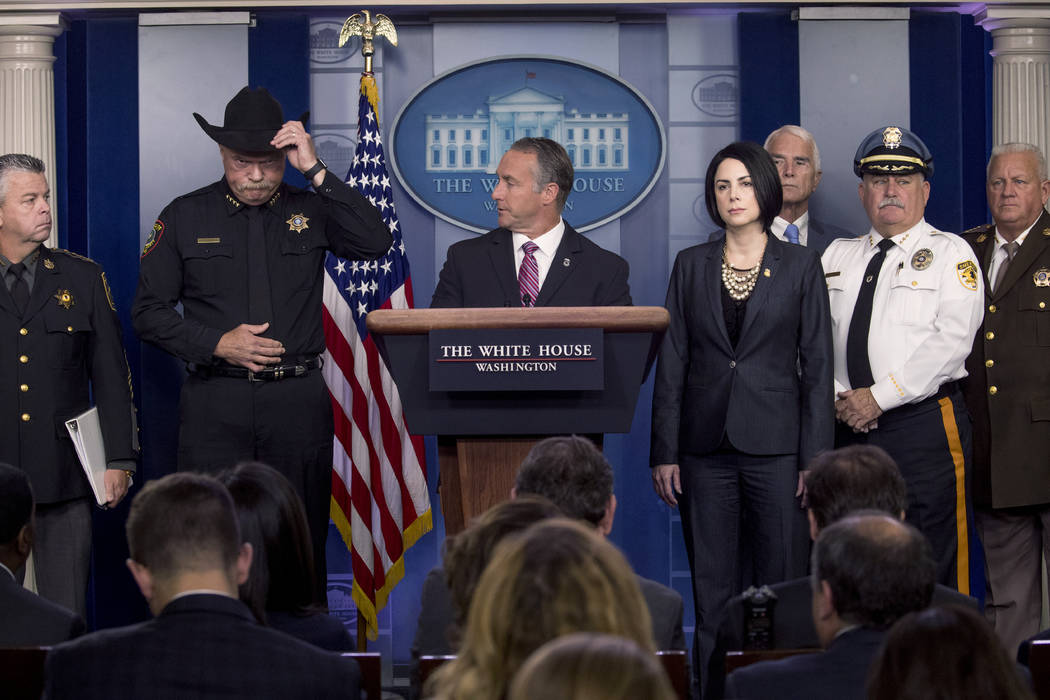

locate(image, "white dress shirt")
(770, 212), (809, 247)
(512, 219), (566, 293)
(821, 219), (984, 412)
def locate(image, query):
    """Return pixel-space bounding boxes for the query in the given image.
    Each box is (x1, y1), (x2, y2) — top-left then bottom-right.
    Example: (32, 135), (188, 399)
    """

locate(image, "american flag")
(321, 74), (431, 641)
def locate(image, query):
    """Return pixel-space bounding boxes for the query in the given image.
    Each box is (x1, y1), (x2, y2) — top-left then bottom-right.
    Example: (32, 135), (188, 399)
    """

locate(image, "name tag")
(196, 237), (221, 244)
(825, 271), (841, 278)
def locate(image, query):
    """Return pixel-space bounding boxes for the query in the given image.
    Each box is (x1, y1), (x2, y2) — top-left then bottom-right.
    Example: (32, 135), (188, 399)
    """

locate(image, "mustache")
(238, 181), (279, 192)
(878, 197), (905, 209)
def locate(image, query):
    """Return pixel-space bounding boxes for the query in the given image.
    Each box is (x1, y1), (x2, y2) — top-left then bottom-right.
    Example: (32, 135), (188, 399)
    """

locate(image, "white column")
(0, 13), (65, 248)
(977, 6), (1050, 154)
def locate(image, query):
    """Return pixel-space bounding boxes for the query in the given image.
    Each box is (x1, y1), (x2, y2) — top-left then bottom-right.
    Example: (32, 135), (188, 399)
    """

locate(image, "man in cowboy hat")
(132, 87), (391, 587)
(821, 126), (983, 595)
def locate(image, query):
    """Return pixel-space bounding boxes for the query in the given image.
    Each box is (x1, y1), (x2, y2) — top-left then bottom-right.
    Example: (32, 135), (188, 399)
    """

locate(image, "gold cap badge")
(882, 127), (903, 150)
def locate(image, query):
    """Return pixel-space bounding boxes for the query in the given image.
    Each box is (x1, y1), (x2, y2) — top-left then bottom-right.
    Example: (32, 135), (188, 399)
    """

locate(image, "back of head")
(508, 633), (676, 700)
(510, 137), (574, 210)
(429, 518), (654, 700)
(515, 436), (611, 526)
(813, 513), (935, 629)
(127, 472), (241, 580)
(867, 605), (1035, 700)
(442, 495), (564, 631)
(219, 461), (318, 619)
(0, 462), (32, 545)
(806, 446), (907, 531)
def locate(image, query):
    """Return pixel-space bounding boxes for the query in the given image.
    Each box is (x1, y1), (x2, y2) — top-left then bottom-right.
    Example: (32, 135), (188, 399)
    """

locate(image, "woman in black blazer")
(650, 141), (833, 675)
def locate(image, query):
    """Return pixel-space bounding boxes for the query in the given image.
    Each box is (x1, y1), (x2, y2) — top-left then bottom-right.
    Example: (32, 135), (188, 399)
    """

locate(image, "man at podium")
(430, 138), (632, 308)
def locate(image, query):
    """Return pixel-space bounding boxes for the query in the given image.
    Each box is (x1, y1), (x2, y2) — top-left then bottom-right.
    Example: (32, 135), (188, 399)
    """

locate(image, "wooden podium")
(366, 307), (668, 534)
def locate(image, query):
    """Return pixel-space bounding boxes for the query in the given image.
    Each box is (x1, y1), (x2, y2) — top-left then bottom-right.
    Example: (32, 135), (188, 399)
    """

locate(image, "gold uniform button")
(1041, 302), (1047, 309)
(989, 386), (998, 396)
(19, 328), (27, 336)
(66, 325), (73, 332)
(988, 305), (996, 313)
(20, 413), (30, 422)
(19, 383), (28, 392)
(19, 354), (28, 363)
(986, 331), (995, 340)
(985, 359), (994, 368)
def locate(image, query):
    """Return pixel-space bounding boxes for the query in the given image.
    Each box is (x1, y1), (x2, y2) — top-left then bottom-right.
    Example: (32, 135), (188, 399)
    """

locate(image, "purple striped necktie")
(518, 240), (540, 307)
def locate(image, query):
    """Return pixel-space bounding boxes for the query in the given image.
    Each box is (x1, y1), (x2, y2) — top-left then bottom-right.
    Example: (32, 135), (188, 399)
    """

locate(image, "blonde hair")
(426, 518), (654, 700)
(508, 633), (676, 700)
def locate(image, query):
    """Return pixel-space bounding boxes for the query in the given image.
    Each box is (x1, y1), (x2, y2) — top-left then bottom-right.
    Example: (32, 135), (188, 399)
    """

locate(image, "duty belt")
(192, 356), (323, 382)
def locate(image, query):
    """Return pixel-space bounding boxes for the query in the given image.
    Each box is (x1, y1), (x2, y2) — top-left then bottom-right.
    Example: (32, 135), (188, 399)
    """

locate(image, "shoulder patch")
(956, 260), (979, 291)
(142, 220), (164, 258)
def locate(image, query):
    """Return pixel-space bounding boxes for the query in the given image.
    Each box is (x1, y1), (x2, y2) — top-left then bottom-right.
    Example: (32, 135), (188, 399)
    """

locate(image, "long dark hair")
(219, 461), (320, 623)
(704, 141), (783, 232)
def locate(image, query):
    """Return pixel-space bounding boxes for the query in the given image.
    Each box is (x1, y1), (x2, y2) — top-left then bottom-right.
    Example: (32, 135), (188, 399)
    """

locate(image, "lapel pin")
(43, 258), (55, 270)
(562, 258), (571, 267)
(763, 268), (770, 277)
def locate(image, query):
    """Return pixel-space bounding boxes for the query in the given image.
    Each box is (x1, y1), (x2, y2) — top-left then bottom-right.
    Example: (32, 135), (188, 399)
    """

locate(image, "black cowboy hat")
(193, 86), (309, 153)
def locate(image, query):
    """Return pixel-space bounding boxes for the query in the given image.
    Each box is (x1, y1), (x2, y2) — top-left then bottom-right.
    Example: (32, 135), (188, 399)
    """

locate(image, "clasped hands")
(836, 387), (882, 433)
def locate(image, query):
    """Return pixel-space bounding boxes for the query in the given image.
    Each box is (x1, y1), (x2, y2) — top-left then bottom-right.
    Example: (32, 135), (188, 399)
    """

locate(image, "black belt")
(192, 356), (323, 382)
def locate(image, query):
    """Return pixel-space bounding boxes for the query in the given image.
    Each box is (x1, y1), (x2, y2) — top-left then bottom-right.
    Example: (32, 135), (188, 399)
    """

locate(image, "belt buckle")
(247, 369), (261, 383)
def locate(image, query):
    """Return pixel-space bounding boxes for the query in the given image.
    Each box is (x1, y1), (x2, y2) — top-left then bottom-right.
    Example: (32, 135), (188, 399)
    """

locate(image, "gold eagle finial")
(339, 10), (398, 74)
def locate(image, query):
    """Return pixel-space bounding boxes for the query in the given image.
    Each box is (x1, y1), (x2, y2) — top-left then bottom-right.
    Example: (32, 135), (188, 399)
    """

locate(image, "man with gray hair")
(764, 125), (849, 253)
(0, 153), (138, 616)
(724, 513), (936, 700)
(430, 137), (631, 308)
(962, 142), (1050, 655)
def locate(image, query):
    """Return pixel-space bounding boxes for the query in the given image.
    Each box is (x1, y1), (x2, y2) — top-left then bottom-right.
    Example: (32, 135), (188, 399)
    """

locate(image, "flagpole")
(336, 8), (403, 655)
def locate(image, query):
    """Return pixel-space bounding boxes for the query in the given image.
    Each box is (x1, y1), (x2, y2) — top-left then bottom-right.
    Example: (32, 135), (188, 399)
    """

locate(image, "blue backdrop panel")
(738, 11), (799, 145)
(57, 17), (149, 630)
(909, 12), (989, 235)
(250, 13), (310, 186)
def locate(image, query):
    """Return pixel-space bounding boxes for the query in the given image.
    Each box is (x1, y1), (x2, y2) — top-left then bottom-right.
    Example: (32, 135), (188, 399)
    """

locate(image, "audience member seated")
(868, 605), (1034, 700)
(709, 445), (977, 698)
(411, 496), (563, 698)
(723, 512), (936, 700)
(513, 436), (687, 651)
(220, 461), (352, 651)
(424, 518), (655, 700)
(508, 632), (677, 700)
(0, 462), (84, 646)
(44, 473), (359, 700)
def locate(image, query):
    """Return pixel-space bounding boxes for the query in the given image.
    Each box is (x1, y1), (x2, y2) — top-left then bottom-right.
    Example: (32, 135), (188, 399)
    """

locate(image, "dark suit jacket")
(962, 210), (1050, 508)
(268, 610), (353, 652)
(1018, 627), (1050, 666)
(0, 247), (137, 503)
(430, 224), (631, 308)
(44, 594), (359, 699)
(708, 576), (979, 698)
(651, 235), (833, 466)
(723, 626), (885, 700)
(807, 217), (852, 255)
(409, 566), (686, 699)
(0, 569), (84, 646)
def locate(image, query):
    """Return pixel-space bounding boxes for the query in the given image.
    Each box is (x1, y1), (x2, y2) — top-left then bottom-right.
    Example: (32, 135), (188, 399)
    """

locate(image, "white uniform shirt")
(770, 212), (809, 247)
(821, 219), (984, 412)
(512, 219), (565, 294)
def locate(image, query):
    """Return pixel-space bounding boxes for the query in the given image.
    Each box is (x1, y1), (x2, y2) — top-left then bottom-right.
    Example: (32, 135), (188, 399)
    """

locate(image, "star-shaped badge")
(286, 213), (310, 233)
(54, 289), (75, 309)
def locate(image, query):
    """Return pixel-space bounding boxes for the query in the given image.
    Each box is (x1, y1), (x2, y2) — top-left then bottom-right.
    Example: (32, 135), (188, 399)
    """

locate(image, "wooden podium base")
(437, 434), (602, 535)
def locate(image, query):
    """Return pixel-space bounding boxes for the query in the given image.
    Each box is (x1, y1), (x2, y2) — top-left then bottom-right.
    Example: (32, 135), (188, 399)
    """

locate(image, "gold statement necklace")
(721, 242), (762, 301)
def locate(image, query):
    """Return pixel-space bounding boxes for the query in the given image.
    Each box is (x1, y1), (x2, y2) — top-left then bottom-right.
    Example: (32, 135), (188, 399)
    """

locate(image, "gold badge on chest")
(911, 248), (933, 270)
(1034, 268), (1050, 287)
(54, 289), (75, 309)
(286, 213), (310, 233)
